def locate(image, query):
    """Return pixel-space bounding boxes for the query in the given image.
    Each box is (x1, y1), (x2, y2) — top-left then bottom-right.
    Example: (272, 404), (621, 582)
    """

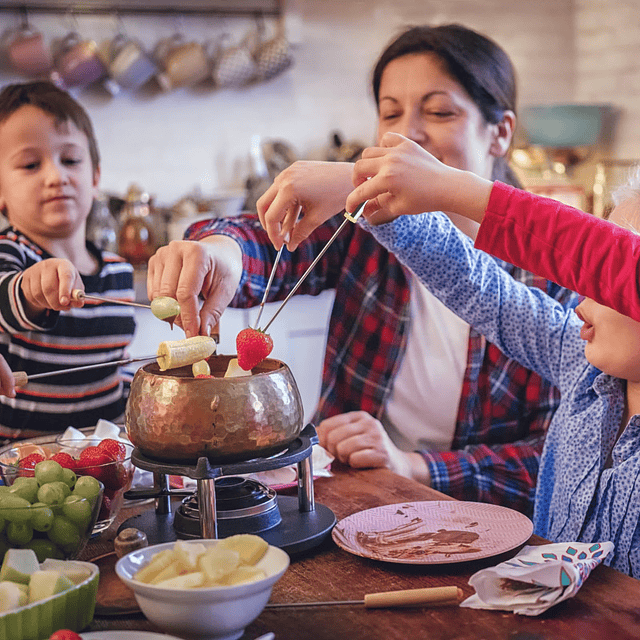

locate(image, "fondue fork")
(265, 585), (463, 609)
(260, 201), (368, 333)
(72, 289), (152, 310)
(13, 355), (157, 387)
(253, 244), (285, 330)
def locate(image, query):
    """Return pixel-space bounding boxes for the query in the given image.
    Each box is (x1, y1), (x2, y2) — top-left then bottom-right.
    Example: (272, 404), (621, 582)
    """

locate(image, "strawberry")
(97, 494), (112, 521)
(77, 446), (113, 485)
(236, 327), (273, 371)
(98, 438), (127, 462)
(50, 452), (77, 470)
(18, 453), (45, 477)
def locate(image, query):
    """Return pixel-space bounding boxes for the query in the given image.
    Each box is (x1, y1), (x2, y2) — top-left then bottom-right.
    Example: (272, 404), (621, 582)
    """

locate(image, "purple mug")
(51, 33), (106, 89)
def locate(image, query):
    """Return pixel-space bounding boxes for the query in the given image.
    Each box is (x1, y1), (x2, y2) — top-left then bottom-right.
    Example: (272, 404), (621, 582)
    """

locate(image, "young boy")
(331, 133), (640, 577)
(0, 81), (135, 441)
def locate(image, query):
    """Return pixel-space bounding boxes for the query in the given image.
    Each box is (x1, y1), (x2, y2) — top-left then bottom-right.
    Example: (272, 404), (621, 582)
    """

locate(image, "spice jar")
(118, 184), (159, 267)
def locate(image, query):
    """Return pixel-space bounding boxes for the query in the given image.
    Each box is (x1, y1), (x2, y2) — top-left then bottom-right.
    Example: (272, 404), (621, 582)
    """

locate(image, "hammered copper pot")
(125, 355), (304, 463)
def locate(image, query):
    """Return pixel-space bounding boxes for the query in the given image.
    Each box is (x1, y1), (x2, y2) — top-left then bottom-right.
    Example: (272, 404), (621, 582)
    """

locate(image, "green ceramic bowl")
(0, 560), (98, 640)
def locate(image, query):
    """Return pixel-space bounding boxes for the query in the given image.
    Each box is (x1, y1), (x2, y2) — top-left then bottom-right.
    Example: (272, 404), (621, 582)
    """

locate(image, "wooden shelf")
(0, 0), (281, 16)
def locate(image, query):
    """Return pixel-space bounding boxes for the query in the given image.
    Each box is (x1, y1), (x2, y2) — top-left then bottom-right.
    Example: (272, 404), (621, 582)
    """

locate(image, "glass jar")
(117, 184), (159, 267)
(86, 191), (118, 253)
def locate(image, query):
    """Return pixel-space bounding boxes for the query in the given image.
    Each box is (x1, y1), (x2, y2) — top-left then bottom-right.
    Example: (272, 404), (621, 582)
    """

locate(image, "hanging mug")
(7, 25), (52, 77)
(212, 33), (257, 89)
(155, 36), (209, 91)
(103, 34), (157, 95)
(254, 19), (292, 82)
(51, 32), (107, 89)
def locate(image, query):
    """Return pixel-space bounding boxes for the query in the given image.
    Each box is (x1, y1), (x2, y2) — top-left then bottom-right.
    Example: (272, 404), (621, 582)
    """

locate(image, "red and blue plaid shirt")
(187, 214), (577, 515)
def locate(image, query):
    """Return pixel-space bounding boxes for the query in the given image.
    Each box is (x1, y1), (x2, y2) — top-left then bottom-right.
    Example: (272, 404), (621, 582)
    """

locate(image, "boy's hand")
(257, 161), (354, 251)
(147, 238), (243, 338)
(20, 258), (83, 318)
(0, 355), (16, 398)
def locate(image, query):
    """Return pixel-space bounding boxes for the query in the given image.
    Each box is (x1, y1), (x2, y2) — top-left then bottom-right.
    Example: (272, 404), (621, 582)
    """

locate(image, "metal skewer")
(72, 289), (152, 310)
(254, 245), (284, 330)
(13, 355), (157, 387)
(261, 201), (367, 333)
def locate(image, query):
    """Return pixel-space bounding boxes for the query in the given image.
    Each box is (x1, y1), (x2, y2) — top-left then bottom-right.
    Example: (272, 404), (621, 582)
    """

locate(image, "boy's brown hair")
(0, 81), (100, 171)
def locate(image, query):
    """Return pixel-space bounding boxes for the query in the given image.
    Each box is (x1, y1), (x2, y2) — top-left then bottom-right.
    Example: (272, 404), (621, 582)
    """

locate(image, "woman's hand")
(317, 410), (430, 484)
(257, 161), (354, 250)
(20, 258), (83, 318)
(147, 237), (243, 338)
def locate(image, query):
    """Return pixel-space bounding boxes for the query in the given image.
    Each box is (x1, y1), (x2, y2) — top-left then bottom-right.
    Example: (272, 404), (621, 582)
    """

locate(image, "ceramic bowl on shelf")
(115, 539), (290, 640)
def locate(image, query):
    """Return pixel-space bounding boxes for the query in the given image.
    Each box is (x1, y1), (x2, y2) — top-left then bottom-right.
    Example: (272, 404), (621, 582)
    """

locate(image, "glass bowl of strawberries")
(0, 435), (135, 537)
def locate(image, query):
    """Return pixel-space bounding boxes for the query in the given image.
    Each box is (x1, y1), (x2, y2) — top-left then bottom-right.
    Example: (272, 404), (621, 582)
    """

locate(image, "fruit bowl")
(0, 466), (103, 563)
(0, 435), (134, 537)
(0, 559), (99, 640)
(116, 539), (290, 640)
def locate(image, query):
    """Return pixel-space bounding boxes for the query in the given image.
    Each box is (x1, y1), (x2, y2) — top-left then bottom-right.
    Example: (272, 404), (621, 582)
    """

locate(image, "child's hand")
(346, 132), (455, 223)
(20, 258), (83, 318)
(0, 355), (16, 398)
(257, 161), (354, 251)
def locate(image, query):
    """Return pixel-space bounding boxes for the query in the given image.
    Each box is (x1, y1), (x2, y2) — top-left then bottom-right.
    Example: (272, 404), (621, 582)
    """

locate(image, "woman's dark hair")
(372, 24), (520, 186)
(0, 81), (100, 171)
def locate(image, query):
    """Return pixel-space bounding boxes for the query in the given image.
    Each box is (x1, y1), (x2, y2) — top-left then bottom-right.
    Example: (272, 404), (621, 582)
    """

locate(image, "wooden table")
(79, 463), (640, 640)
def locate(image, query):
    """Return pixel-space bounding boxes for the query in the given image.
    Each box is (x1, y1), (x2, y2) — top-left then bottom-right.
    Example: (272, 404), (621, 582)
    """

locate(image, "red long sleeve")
(475, 181), (640, 322)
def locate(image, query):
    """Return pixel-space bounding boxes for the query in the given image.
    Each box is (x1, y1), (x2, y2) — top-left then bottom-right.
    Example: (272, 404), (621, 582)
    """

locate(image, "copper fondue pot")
(125, 355), (304, 463)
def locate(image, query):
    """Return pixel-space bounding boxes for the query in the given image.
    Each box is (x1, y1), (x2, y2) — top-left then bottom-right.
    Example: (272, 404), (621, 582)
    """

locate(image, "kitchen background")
(0, 0), (638, 419)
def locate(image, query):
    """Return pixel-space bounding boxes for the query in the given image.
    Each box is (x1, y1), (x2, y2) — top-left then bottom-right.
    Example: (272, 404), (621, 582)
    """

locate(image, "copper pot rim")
(137, 355), (289, 380)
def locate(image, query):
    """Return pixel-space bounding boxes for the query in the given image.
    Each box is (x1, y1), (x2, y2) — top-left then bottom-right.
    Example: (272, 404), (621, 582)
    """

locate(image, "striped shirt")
(186, 213), (577, 515)
(0, 226), (135, 437)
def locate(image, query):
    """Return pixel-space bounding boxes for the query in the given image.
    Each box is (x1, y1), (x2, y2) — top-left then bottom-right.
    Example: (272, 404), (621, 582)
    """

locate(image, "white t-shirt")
(383, 271), (470, 452)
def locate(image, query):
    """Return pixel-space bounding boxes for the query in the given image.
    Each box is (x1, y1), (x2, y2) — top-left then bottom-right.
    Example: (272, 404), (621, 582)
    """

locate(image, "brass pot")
(125, 355), (304, 463)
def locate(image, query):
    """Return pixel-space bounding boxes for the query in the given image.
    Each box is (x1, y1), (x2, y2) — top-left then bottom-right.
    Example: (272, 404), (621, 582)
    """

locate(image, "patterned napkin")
(460, 541), (614, 615)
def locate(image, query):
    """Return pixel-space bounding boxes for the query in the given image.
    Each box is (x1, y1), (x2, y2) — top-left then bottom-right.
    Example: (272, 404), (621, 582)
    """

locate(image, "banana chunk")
(157, 336), (216, 371)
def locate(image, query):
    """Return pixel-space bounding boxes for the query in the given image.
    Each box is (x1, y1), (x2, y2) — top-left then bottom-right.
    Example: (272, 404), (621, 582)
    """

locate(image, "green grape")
(9, 477), (39, 503)
(37, 483), (67, 507)
(47, 516), (81, 551)
(0, 486), (10, 494)
(0, 493), (32, 522)
(6, 520), (33, 546)
(34, 460), (65, 485)
(25, 538), (64, 562)
(73, 475), (102, 500)
(30, 502), (54, 532)
(61, 468), (77, 489)
(49, 481), (71, 499)
(62, 495), (92, 530)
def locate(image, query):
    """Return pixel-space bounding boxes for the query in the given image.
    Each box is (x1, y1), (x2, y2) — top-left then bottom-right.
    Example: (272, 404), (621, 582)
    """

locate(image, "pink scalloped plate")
(332, 500), (533, 565)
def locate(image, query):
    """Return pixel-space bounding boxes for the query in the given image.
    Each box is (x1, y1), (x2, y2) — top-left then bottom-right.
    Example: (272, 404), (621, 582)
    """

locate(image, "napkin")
(460, 541), (614, 616)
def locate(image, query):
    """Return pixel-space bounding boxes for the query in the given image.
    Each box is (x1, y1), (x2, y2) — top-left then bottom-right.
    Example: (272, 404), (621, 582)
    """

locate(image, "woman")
(148, 24), (576, 514)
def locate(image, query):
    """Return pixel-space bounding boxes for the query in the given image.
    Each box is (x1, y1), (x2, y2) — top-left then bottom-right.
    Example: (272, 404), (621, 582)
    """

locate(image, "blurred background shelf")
(0, 0), (281, 16)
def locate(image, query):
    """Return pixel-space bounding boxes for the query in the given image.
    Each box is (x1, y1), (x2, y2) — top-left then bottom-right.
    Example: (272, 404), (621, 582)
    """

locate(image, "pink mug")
(7, 27), (52, 77)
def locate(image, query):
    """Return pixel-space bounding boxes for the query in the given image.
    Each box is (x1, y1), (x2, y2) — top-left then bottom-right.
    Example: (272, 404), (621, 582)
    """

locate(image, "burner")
(120, 424), (336, 554)
(174, 477), (282, 538)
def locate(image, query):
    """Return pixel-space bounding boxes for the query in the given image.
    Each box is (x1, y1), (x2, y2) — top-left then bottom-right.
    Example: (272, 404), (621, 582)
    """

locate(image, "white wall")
(0, 0), (575, 206)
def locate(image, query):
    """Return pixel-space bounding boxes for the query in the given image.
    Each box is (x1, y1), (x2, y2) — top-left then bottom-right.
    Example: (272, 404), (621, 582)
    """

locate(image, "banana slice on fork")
(156, 336), (217, 371)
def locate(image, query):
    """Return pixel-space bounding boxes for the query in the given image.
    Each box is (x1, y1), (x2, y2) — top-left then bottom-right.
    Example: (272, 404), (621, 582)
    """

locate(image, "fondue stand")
(120, 424), (336, 554)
